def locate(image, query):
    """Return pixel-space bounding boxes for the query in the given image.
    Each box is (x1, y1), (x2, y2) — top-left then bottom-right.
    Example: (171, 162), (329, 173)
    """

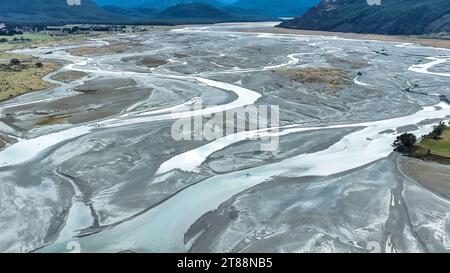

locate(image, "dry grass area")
(67, 39), (144, 57)
(68, 43), (129, 56)
(0, 32), (111, 53)
(51, 70), (87, 83)
(0, 57), (60, 101)
(0, 32), (143, 102)
(0, 52), (33, 61)
(278, 67), (352, 90)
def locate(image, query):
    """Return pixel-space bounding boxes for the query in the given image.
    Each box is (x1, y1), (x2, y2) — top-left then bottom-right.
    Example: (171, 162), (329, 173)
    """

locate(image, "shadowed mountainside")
(279, 0), (450, 35)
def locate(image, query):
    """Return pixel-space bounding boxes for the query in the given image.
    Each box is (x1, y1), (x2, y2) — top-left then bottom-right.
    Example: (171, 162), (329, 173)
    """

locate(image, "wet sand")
(399, 156), (450, 199)
(121, 56), (169, 68)
(50, 71), (87, 83)
(239, 27), (450, 50)
(3, 77), (153, 128)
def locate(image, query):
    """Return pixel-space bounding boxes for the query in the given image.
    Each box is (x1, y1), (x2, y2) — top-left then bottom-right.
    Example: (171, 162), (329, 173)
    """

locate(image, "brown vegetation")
(33, 115), (68, 126)
(0, 56), (59, 101)
(278, 67), (352, 90)
(68, 43), (128, 56)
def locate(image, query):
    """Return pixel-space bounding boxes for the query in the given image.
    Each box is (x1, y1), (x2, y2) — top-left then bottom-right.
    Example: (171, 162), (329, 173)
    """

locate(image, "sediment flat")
(399, 157), (450, 199)
(239, 27), (450, 50)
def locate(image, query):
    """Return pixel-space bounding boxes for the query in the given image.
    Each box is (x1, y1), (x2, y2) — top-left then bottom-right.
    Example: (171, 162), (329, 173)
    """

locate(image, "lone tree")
(9, 58), (20, 66)
(393, 133), (417, 153)
(0, 38), (8, 43)
(35, 62), (43, 68)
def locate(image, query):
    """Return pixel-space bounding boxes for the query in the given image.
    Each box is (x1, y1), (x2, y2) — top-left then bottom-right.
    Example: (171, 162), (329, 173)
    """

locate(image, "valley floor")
(0, 22), (450, 253)
(239, 26), (450, 50)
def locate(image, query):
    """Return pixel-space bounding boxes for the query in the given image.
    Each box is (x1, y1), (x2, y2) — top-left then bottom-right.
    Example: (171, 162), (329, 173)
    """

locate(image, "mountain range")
(158, 3), (231, 20)
(279, 0), (450, 35)
(0, 0), (319, 24)
(99, 0), (232, 21)
(95, 0), (226, 9)
(3, 0), (450, 36)
(230, 0), (320, 17)
(0, 0), (126, 24)
(96, 0), (320, 18)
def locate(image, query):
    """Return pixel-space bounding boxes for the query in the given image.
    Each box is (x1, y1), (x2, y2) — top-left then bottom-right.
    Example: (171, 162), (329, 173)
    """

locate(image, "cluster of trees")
(0, 28), (23, 36)
(422, 122), (449, 140)
(393, 133), (417, 153)
(3, 59), (43, 70)
(10, 37), (32, 43)
(392, 122), (449, 153)
(0, 37), (32, 43)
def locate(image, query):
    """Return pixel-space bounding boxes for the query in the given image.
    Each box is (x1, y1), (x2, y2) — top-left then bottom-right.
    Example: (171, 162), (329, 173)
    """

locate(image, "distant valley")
(0, 0), (319, 25)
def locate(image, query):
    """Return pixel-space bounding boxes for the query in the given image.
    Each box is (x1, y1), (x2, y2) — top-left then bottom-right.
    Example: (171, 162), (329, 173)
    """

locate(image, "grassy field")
(0, 43), (14, 51)
(0, 31), (116, 53)
(418, 128), (450, 157)
(0, 51), (33, 61)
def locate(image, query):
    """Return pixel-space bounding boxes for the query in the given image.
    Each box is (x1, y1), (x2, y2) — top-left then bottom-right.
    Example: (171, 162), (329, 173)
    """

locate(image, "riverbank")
(238, 27), (450, 50)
